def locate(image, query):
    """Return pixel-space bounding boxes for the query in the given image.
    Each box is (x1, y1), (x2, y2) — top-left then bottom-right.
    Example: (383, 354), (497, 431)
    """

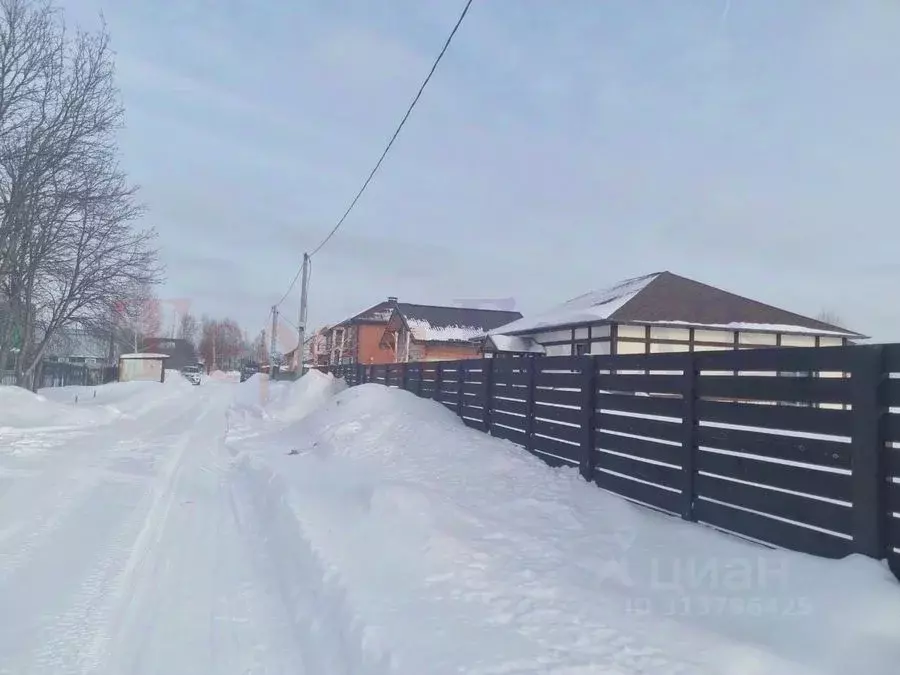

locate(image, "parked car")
(239, 365), (259, 382)
(182, 365), (202, 385)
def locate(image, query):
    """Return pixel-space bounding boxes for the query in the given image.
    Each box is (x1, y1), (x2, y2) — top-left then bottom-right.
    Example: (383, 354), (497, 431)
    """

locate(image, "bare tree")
(0, 1), (161, 388)
(816, 309), (845, 328)
(114, 283), (162, 353)
(199, 317), (246, 372)
(177, 311), (199, 346)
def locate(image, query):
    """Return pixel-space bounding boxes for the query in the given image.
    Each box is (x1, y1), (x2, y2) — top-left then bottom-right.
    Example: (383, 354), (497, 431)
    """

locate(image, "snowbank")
(230, 384), (900, 675)
(265, 370), (346, 423)
(22, 371), (193, 427)
(227, 370), (345, 436)
(207, 369), (241, 383)
(0, 385), (115, 430)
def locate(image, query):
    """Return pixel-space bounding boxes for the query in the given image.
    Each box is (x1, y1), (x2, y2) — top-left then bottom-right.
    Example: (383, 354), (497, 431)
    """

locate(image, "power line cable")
(307, 0), (473, 259)
(275, 266), (303, 308)
(267, 0), (472, 328)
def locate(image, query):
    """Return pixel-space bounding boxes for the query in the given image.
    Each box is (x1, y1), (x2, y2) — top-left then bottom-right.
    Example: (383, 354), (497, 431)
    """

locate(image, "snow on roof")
(119, 352), (170, 360)
(485, 334), (546, 354)
(406, 319), (484, 343)
(490, 273), (658, 335)
(396, 304), (523, 343)
(638, 320), (857, 337)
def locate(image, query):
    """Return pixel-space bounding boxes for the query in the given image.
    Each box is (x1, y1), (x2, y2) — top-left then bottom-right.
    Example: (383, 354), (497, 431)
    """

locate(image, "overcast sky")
(65, 0), (900, 346)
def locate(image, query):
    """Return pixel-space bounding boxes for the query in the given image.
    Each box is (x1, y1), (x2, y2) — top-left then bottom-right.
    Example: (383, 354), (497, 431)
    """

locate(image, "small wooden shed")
(117, 353), (169, 383)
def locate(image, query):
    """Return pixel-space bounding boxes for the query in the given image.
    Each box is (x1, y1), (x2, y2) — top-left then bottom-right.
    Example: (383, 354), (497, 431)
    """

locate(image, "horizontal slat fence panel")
(535, 371), (580, 389)
(372, 365), (387, 385)
(598, 413), (682, 444)
(596, 374), (683, 395)
(529, 435), (580, 467)
(532, 419), (581, 446)
(886, 346), (900, 568)
(694, 345), (851, 373)
(698, 374), (850, 405)
(597, 393), (682, 419)
(492, 423), (527, 446)
(697, 425), (851, 470)
(325, 342), (900, 581)
(697, 450), (851, 502)
(596, 451), (682, 490)
(696, 474), (853, 535)
(594, 469), (681, 514)
(534, 401), (581, 425)
(694, 500), (852, 559)
(696, 400), (851, 437)
(596, 432), (682, 466)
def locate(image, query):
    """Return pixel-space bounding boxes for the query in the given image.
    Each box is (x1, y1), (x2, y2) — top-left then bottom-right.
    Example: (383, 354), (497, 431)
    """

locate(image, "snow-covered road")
(1, 372), (899, 674)
(0, 380), (313, 674)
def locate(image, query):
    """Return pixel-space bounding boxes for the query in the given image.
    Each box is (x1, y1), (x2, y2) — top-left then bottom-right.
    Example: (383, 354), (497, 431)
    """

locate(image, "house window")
(590, 341), (611, 356)
(738, 332), (778, 346)
(574, 342), (590, 356)
(649, 326), (690, 341)
(781, 334), (815, 347)
(617, 341), (646, 355)
(694, 329), (734, 343)
(617, 324), (646, 338)
(649, 342), (689, 353)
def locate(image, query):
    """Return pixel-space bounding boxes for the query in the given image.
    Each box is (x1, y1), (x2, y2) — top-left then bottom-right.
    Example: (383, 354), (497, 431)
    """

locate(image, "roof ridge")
(650, 271), (860, 335)
(398, 301), (520, 313)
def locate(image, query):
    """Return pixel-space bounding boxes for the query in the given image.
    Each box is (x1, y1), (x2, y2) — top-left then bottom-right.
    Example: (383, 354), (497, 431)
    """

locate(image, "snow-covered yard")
(0, 372), (898, 673)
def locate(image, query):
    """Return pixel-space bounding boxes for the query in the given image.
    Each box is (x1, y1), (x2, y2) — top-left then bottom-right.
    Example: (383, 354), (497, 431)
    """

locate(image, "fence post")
(482, 357), (494, 432)
(850, 344), (886, 558)
(417, 363), (424, 397)
(434, 362), (443, 402)
(578, 355), (597, 481)
(401, 362), (409, 391)
(457, 362), (466, 418)
(524, 358), (537, 455)
(680, 353), (698, 521)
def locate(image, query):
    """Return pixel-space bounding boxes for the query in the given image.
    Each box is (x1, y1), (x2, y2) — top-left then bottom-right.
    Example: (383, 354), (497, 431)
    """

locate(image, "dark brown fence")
(328, 344), (900, 578)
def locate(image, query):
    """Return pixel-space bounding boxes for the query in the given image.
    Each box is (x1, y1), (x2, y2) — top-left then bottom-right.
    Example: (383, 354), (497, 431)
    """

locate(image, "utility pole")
(269, 304), (278, 377)
(298, 252), (310, 376)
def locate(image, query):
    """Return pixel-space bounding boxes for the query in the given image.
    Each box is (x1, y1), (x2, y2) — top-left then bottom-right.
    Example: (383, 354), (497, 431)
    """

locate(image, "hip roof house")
(483, 271), (864, 357)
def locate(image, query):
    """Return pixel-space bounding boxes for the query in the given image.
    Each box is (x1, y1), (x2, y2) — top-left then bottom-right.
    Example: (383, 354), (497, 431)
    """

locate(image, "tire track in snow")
(228, 451), (395, 675)
(69, 402), (213, 673)
(0, 396), (215, 674)
(96, 392), (307, 674)
(0, 404), (200, 589)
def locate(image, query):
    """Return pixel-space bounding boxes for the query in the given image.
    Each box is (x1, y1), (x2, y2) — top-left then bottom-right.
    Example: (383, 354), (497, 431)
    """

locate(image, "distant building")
(322, 297), (522, 365)
(45, 327), (115, 367)
(118, 353), (169, 383)
(141, 337), (198, 371)
(379, 302), (523, 362)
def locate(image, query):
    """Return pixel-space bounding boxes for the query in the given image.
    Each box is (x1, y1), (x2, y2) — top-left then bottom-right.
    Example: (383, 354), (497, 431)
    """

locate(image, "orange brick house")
(378, 303), (522, 363)
(321, 298), (397, 366)
(321, 297), (521, 365)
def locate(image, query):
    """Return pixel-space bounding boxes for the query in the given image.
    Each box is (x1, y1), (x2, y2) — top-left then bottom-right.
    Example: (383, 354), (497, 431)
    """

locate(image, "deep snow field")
(0, 370), (898, 674)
